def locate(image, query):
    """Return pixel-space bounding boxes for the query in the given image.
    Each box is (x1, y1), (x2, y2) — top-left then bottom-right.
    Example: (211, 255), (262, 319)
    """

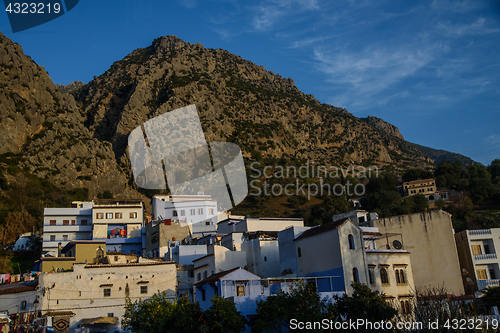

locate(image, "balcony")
(469, 229), (492, 236)
(474, 253), (498, 261)
(478, 279), (500, 290)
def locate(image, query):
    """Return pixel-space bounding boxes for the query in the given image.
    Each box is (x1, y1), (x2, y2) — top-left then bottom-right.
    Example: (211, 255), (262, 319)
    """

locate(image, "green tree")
(252, 282), (331, 333)
(203, 296), (247, 333)
(481, 286), (500, 309)
(123, 292), (204, 333)
(333, 282), (397, 332)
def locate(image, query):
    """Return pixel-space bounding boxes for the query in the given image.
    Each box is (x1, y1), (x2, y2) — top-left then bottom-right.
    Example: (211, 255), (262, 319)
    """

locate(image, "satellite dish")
(462, 268), (468, 276)
(393, 240), (403, 250)
(466, 277), (474, 285)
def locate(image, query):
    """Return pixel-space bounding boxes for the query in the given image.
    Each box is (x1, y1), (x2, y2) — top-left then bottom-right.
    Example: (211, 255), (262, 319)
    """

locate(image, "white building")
(0, 281), (39, 327)
(151, 194), (218, 223)
(455, 228), (500, 294)
(42, 202), (93, 257)
(217, 217), (303, 235)
(38, 260), (177, 333)
(92, 199), (144, 255)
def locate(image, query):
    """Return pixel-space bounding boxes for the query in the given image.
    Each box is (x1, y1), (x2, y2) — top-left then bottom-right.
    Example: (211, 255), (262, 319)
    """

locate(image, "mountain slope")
(1, 34), (437, 199)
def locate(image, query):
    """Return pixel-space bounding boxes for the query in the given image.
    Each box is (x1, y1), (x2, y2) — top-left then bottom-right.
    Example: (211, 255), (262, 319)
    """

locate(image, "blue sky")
(1, 0), (499, 165)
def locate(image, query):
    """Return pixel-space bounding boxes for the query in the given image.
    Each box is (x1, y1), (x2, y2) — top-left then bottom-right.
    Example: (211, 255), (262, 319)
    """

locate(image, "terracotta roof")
(0, 281), (38, 295)
(195, 267), (241, 286)
(294, 218), (352, 241)
(403, 179), (435, 185)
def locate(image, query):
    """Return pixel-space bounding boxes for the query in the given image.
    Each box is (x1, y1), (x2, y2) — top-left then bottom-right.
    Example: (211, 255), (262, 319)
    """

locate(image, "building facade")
(42, 202), (93, 257)
(39, 260), (177, 333)
(92, 199), (144, 255)
(366, 210), (464, 295)
(455, 228), (500, 294)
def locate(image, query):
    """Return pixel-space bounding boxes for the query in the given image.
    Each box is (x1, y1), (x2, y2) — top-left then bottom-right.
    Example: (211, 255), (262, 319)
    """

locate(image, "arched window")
(400, 270), (406, 284)
(380, 267), (389, 284)
(348, 234), (355, 250)
(297, 247), (302, 257)
(352, 267), (359, 283)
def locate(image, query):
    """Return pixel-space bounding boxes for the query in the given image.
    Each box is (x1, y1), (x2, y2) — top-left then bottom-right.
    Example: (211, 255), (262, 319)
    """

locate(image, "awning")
(81, 316), (118, 325)
(43, 311), (75, 317)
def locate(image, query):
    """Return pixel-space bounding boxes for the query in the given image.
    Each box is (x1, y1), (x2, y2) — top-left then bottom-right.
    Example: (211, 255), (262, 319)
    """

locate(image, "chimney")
(58, 242), (62, 257)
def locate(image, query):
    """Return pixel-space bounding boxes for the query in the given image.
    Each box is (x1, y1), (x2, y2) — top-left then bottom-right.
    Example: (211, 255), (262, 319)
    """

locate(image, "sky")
(1, 0), (499, 165)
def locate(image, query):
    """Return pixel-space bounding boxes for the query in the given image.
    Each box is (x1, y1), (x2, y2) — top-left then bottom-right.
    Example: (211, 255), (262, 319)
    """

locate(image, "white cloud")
(249, 0), (319, 32)
(312, 43), (434, 99)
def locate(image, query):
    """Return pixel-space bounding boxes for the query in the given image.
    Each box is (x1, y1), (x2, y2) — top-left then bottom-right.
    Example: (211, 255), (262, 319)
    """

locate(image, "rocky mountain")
(1, 33), (439, 199)
(0, 32), (133, 198)
(359, 115), (477, 167)
(360, 116), (404, 140)
(410, 143), (477, 167)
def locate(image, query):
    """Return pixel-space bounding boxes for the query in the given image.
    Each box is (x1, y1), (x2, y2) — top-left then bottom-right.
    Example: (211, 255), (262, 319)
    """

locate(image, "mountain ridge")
(0, 33), (474, 199)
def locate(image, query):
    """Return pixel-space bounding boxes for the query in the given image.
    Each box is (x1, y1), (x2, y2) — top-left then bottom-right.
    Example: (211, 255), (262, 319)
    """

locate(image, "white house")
(0, 280), (39, 329)
(92, 199), (144, 255)
(455, 228), (500, 294)
(42, 202), (93, 257)
(151, 194), (218, 223)
(38, 260), (177, 333)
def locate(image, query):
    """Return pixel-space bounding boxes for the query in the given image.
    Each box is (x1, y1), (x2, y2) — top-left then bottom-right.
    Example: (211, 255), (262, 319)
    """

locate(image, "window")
(71, 219), (76, 225)
(198, 208), (203, 215)
(106, 213), (113, 219)
(103, 289), (111, 297)
(63, 220), (69, 226)
(173, 210), (178, 217)
(203, 271), (207, 279)
(484, 244), (491, 254)
(472, 245), (482, 255)
(190, 209), (195, 215)
(396, 269), (406, 283)
(63, 235), (68, 241)
(96, 213), (104, 219)
(50, 235), (55, 241)
(107, 313), (114, 318)
(352, 267), (359, 283)
(114, 256), (119, 262)
(348, 234), (355, 250)
(188, 270), (194, 278)
(236, 285), (245, 296)
(21, 300), (27, 310)
(180, 210), (185, 216)
(490, 269), (496, 280)
(264, 256), (267, 262)
(477, 269), (487, 280)
(140, 286), (148, 294)
(115, 213), (122, 219)
(297, 247), (302, 257)
(205, 221), (210, 226)
(81, 220), (88, 225)
(50, 220), (56, 226)
(130, 212), (137, 219)
(401, 301), (411, 315)
(380, 267), (389, 284)
(209, 208), (214, 215)
(396, 269), (401, 283)
(201, 289), (206, 301)
(368, 268), (375, 285)
(197, 273), (201, 281)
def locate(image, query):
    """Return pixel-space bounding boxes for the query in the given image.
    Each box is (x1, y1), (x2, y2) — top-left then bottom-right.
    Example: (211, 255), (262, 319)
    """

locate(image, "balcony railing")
(469, 229), (492, 236)
(478, 279), (500, 290)
(474, 253), (498, 261)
